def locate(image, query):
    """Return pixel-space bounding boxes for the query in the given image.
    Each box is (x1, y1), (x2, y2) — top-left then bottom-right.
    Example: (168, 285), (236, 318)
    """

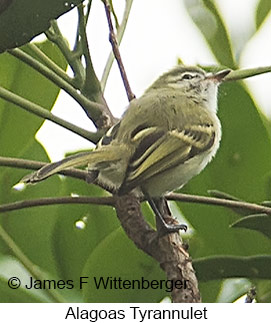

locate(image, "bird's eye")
(181, 73), (194, 80)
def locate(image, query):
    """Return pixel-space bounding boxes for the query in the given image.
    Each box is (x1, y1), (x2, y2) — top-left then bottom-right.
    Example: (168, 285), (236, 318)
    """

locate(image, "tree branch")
(0, 196), (114, 213)
(2, 155), (270, 216)
(103, 0), (135, 102)
(167, 193), (271, 215)
(2, 156), (270, 216)
(114, 194), (201, 303)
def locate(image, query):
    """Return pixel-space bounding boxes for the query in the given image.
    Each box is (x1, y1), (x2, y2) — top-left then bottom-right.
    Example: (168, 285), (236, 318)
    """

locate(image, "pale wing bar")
(119, 124), (215, 193)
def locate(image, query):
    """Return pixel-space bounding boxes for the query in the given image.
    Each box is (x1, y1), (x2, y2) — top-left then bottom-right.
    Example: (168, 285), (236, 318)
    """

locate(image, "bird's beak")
(206, 69), (232, 83)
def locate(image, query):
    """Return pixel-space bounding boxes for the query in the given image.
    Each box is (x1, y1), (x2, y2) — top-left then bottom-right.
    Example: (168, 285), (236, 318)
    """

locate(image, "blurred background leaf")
(194, 255), (271, 281)
(81, 228), (166, 303)
(231, 214), (271, 238)
(256, 0), (271, 30)
(52, 177), (120, 288)
(0, 40), (66, 157)
(184, 0), (236, 68)
(0, 255), (48, 302)
(0, 40), (67, 283)
(177, 80), (271, 301)
(0, 0), (84, 52)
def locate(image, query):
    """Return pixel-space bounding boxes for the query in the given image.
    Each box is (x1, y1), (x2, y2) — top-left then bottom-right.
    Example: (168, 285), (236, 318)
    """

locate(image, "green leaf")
(177, 81), (271, 301)
(198, 280), (222, 302)
(0, 0), (84, 52)
(194, 255), (271, 281)
(255, 280), (271, 302)
(0, 275), (45, 302)
(179, 81), (271, 250)
(82, 228), (166, 303)
(231, 214), (271, 239)
(0, 140), (63, 276)
(0, 255), (48, 302)
(52, 178), (120, 287)
(0, 40), (67, 277)
(216, 278), (252, 303)
(256, 0), (271, 30)
(184, 0), (236, 68)
(0, 40), (66, 157)
(217, 278), (252, 303)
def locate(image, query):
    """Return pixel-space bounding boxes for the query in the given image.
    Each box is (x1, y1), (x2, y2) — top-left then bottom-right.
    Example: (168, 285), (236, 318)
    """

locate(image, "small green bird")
(22, 66), (231, 233)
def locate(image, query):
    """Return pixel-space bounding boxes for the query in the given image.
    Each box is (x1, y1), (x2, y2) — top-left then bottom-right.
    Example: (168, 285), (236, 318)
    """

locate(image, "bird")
(21, 65), (231, 233)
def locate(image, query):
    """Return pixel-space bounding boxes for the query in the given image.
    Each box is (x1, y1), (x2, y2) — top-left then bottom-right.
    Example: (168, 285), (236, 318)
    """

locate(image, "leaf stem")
(0, 85), (101, 143)
(25, 43), (74, 86)
(225, 66), (271, 82)
(0, 180), (271, 216)
(8, 48), (107, 126)
(46, 20), (85, 87)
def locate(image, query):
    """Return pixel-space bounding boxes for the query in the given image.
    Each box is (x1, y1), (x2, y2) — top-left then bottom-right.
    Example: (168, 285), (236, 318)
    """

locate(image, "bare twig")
(0, 196), (114, 213)
(101, 0), (134, 91)
(2, 156), (271, 216)
(103, 0), (135, 102)
(167, 193), (271, 215)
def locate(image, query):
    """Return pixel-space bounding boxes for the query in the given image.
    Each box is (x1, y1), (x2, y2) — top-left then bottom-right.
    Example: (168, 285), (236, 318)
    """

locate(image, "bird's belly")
(142, 149), (216, 197)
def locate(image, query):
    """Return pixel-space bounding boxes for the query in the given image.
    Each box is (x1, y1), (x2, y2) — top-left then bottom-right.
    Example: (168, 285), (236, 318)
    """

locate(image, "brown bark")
(114, 194), (201, 303)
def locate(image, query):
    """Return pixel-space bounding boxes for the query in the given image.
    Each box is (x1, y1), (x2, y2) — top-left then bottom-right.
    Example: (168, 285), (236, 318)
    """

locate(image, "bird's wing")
(119, 123), (215, 194)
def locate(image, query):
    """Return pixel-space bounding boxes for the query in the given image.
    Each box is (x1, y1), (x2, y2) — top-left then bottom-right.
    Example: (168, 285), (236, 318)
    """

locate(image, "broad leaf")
(184, 0), (236, 68)
(194, 255), (271, 281)
(0, 41), (67, 277)
(82, 228), (166, 303)
(0, 0), (84, 52)
(52, 177), (120, 287)
(256, 0), (271, 30)
(0, 275), (45, 302)
(231, 214), (271, 239)
(177, 81), (271, 301)
(0, 255), (48, 302)
(0, 40), (66, 157)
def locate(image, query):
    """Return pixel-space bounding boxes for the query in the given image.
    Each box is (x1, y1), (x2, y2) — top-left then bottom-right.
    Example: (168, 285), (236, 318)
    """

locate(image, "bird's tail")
(21, 148), (120, 184)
